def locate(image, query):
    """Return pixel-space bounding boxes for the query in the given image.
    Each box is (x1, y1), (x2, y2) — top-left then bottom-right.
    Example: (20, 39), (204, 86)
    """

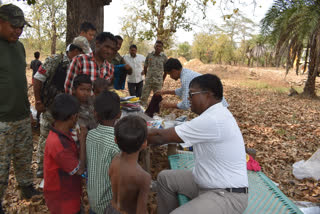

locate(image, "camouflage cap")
(0, 4), (30, 27)
(73, 36), (91, 54)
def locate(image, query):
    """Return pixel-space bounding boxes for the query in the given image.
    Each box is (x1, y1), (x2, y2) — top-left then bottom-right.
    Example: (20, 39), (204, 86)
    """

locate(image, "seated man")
(148, 74), (248, 214)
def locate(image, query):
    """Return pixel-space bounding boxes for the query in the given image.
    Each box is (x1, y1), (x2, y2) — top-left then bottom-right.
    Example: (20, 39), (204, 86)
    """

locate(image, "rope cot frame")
(168, 152), (303, 214)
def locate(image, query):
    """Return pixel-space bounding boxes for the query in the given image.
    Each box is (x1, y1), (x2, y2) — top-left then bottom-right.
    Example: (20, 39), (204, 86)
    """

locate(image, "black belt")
(225, 187), (248, 194)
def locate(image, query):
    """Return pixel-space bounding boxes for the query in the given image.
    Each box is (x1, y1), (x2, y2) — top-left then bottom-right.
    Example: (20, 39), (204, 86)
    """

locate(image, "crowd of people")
(0, 3), (249, 214)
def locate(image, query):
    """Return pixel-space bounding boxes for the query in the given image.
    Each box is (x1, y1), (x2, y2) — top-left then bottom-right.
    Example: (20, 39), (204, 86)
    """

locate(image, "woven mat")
(168, 152), (302, 214)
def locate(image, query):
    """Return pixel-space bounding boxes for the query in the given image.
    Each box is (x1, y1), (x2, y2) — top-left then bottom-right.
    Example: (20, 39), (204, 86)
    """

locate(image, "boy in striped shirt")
(86, 91), (121, 214)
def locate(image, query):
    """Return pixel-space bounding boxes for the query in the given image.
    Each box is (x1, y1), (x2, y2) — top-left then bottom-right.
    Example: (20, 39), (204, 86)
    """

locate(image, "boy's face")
(82, 29), (96, 42)
(73, 83), (92, 103)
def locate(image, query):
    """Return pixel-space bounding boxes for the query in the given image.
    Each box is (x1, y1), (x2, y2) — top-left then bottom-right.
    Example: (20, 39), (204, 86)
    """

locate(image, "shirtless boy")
(109, 115), (151, 214)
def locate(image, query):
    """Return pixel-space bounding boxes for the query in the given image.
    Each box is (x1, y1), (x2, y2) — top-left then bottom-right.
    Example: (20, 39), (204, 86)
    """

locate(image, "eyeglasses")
(188, 91), (208, 98)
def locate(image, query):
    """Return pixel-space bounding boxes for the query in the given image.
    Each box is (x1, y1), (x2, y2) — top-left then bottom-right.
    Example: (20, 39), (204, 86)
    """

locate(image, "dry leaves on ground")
(3, 65), (319, 213)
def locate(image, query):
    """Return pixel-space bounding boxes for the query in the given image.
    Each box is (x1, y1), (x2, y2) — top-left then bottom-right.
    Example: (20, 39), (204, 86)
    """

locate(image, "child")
(93, 78), (111, 96)
(30, 51), (42, 82)
(86, 91), (121, 214)
(109, 115), (151, 214)
(30, 51), (42, 127)
(73, 22), (96, 54)
(72, 74), (97, 130)
(44, 94), (87, 214)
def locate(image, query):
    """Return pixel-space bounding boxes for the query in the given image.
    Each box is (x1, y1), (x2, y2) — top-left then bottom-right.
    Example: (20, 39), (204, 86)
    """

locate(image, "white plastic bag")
(293, 148), (320, 180)
(30, 106), (38, 120)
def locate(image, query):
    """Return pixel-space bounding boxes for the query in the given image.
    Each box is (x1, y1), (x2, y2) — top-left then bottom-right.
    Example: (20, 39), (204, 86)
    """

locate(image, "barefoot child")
(110, 115), (151, 214)
(44, 94), (87, 214)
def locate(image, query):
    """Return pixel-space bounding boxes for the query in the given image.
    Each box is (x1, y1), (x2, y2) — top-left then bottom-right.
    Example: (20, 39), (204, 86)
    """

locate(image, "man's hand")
(160, 102), (177, 109)
(35, 101), (46, 113)
(154, 90), (163, 96)
(124, 64), (132, 75)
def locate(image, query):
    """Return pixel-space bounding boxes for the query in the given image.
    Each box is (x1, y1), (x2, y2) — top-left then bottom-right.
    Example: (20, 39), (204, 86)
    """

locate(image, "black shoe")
(20, 185), (41, 200)
(0, 203), (4, 214)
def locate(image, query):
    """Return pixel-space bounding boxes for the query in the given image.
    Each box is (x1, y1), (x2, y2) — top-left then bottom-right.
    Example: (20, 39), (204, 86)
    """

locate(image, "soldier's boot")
(36, 166), (43, 178)
(0, 203), (4, 214)
(20, 185), (41, 200)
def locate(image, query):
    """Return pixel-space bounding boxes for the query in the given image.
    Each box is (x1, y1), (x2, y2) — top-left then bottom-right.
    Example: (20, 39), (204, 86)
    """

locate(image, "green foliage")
(261, 0), (320, 96)
(23, 0), (66, 54)
(177, 42), (192, 60)
(123, 0), (217, 48)
(192, 32), (215, 63)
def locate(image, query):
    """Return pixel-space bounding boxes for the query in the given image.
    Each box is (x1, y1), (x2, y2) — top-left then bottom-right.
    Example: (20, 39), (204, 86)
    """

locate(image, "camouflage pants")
(140, 79), (163, 106)
(0, 117), (34, 199)
(37, 110), (54, 171)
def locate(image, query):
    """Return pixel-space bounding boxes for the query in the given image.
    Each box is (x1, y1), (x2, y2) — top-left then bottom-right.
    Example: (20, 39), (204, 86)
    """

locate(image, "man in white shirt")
(157, 58), (228, 110)
(123, 44), (146, 97)
(148, 74), (248, 214)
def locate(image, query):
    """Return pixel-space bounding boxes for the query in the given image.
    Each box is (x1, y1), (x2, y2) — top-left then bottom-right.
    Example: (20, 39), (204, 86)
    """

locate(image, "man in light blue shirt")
(157, 58), (228, 109)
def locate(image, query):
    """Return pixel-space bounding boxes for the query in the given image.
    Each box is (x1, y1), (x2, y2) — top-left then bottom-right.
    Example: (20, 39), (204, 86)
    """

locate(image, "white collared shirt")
(123, 54), (146, 83)
(175, 102), (248, 189)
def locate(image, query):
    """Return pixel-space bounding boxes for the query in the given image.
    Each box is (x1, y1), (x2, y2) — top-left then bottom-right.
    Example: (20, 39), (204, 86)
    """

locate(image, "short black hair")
(34, 51), (40, 59)
(96, 32), (117, 45)
(189, 74), (223, 100)
(68, 44), (83, 53)
(93, 78), (110, 92)
(51, 94), (79, 121)
(73, 74), (92, 90)
(129, 44), (137, 50)
(80, 22), (96, 32)
(114, 115), (147, 154)
(164, 58), (182, 72)
(155, 40), (164, 46)
(94, 90), (120, 121)
(115, 35), (123, 41)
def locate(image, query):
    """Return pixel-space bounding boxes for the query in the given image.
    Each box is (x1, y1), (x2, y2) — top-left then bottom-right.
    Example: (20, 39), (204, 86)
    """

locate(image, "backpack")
(40, 55), (69, 107)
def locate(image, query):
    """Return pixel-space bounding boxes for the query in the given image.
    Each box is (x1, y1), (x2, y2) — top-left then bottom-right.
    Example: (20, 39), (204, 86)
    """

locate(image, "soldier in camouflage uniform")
(33, 43), (85, 177)
(140, 40), (168, 106)
(0, 4), (40, 212)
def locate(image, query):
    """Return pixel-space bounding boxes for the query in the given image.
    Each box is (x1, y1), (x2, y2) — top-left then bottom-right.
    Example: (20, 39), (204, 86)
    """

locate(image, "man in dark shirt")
(0, 4), (40, 213)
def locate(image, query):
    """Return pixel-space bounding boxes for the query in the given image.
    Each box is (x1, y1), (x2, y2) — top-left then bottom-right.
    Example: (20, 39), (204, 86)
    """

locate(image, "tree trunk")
(51, 23), (57, 54)
(295, 45), (302, 75)
(51, 17), (57, 54)
(303, 42), (310, 74)
(66, 0), (111, 47)
(303, 27), (320, 97)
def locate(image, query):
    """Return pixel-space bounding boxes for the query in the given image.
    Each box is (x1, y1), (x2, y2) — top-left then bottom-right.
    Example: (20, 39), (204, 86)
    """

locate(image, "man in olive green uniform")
(140, 40), (167, 106)
(0, 4), (40, 213)
(33, 43), (85, 177)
